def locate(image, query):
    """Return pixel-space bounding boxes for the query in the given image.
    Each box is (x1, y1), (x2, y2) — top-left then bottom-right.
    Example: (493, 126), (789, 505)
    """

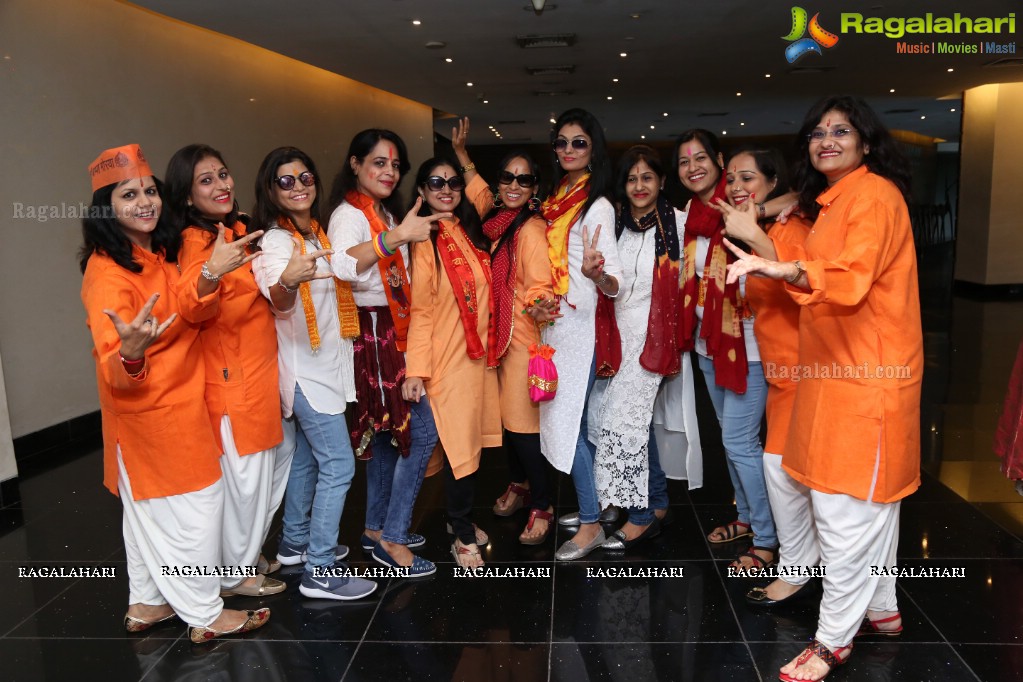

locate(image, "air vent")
(884, 108), (918, 114)
(697, 112), (729, 118)
(516, 34), (576, 49)
(526, 65), (575, 76)
(985, 57), (1023, 67)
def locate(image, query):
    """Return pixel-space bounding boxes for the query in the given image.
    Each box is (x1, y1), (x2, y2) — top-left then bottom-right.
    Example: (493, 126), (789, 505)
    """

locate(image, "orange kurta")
(745, 216), (812, 455)
(774, 166), (923, 503)
(82, 247), (221, 500)
(177, 223), (283, 456)
(405, 220), (502, 479)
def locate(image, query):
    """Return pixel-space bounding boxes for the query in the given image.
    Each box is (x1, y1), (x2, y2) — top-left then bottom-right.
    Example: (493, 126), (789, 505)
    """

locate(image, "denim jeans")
(627, 430), (669, 526)
(697, 356), (777, 547)
(365, 405), (436, 544)
(281, 385), (356, 569)
(572, 355), (602, 525)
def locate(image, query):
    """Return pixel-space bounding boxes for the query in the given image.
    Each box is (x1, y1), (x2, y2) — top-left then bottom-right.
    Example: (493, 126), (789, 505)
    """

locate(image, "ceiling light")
(662, 112), (668, 117)
(721, 130), (727, 135)
(740, 122), (745, 126)
(764, 73), (771, 78)
(736, 92), (742, 96)
(466, 82), (473, 87)
(549, 118), (556, 123)
(483, 99), (489, 104)
(947, 67), (954, 72)
(640, 135), (646, 139)
(425, 41), (446, 49)
(889, 88), (895, 93)
(619, 52), (627, 57)
(412, 20), (421, 26)
(607, 96), (613, 100)
(516, 33), (576, 48)
(530, 0), (546, 12)
(612, 78), (619, 82)
(649, 125), (655, 129)
(920, 115), (926, 119)
(445, 57), (453, 63)
(950, 108), (956, 112)
(249, 98), (256, 102)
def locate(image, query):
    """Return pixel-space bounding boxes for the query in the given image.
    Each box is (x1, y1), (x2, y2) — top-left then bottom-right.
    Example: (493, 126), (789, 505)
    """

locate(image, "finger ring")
(144, 318), (154, 326)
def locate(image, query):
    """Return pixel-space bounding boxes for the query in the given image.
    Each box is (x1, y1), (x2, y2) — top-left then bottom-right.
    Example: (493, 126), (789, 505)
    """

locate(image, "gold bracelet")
(460, 162), (476, 174)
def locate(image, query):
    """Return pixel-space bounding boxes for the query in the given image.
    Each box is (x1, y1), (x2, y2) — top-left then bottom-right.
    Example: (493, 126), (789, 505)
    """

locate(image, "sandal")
(707, 520), (752, 544)
(855, 612), (903, 638)
(451, 538), (485, 570)
(493, 483), (531, 517)
(728, 546), (778, 574)
(778, 638), (852, 681)
(446, 522), (489, 546)
(518, 508), (554, 545)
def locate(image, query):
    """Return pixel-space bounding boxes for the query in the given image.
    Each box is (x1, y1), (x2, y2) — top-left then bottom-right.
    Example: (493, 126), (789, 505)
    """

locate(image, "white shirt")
(253, 226), (355, 417)
(326, 202), (411, 305)
(692, 234), (760, 362)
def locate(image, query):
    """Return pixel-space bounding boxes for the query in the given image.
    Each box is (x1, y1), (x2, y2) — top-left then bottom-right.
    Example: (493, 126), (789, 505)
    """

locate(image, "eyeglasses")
(275, 171), (316, 191)
(498, 171), (538, 188)
(553, 138), (590, 152)
(807, 128), (856, 142)
(424, 175), (465, 192)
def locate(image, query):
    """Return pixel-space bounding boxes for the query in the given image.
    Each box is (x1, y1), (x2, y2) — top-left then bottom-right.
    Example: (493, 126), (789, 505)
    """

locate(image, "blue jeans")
(572, 355), (602, 525)
(365, 406), (436, 544)
(697, 356), (776, 547)
(281, 385), (356, 569)
(627, 431), (669, 526)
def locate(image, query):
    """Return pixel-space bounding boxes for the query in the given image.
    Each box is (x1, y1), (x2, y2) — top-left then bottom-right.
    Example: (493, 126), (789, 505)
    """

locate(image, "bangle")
(371, 233), (387, 259)
(378, 232), (396, 257)
(119, 353), (145, 376)
(596, 272), (610, 288)
(757, 202), (766, 219)
(460, 162), (476, 174)
(277, 279), (296, 293)
(785, 260), (805, 284)
(201, 262), (221, 283)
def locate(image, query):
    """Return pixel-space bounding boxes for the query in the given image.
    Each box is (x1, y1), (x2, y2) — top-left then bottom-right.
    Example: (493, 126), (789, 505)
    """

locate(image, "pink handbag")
(528, 340), (558, 402)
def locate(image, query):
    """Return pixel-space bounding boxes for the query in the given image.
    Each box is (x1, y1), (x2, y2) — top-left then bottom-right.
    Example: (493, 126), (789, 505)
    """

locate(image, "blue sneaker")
(277, 539), (350, 566)
(299, 566), (378, 600)
(361, 533), (427, 551)
(371, 543), (436, 577)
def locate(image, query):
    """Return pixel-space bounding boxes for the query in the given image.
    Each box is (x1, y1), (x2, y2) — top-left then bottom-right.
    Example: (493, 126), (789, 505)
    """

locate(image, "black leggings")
(504, 430), (552, 512)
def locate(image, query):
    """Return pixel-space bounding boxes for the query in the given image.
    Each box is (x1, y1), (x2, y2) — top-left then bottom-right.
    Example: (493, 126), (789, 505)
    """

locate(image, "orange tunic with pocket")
(745, 216), (812, 455)
(82, 247), (221, 500)
(774, 166), (923, 503)
(177, 223), (283, 456)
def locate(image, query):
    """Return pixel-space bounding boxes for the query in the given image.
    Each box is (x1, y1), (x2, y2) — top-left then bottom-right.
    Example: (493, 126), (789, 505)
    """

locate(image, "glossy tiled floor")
(2, 244), (1021, 681)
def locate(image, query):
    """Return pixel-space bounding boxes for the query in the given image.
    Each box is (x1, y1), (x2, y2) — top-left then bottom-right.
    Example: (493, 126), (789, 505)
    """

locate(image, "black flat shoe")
(745, 579), (820, 607)
(601, 518), (662, 551)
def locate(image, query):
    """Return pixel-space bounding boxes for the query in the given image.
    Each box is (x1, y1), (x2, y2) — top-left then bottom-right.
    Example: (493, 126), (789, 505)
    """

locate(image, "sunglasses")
(498, 171), (538, 188)
(424, 175), (465, 192)
(275, 171), (316, 191)
(553, 138), (590, 152)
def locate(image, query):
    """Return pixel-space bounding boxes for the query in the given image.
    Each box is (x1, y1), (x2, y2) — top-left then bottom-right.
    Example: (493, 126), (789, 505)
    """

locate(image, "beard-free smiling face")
(554, 123), (592, 181)
(809, 109), (867, 186)
(677, 140), (723, 204)
(625, 159), (663, 218)
(498, 156), (537, 210)
(726, 153), (776, 208)
(274, 160), (316, 221)
(353, 139), (401, 202)
(112, 175), (161, 249)
(420, 163), (462, 214)
(189, 155), (234, 221)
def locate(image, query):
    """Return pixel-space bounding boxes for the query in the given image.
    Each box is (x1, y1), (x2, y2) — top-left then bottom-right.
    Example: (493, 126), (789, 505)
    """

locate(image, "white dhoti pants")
(813, 490), (900, 648)
(117, 449), (224, 628)
(763, 452), (820, 585)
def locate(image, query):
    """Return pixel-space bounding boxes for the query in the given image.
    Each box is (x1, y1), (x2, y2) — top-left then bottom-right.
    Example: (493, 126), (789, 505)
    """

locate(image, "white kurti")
(539, 197), (621, 474)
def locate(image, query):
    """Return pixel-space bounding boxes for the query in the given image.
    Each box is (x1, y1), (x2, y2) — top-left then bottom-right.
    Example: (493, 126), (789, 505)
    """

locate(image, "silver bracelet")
(200, 262), (221, 283)
(277, 279), (297, 293)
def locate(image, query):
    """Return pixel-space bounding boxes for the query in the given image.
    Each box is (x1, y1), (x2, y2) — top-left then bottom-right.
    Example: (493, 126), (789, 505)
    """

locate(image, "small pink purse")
(527, 340), (558, 402)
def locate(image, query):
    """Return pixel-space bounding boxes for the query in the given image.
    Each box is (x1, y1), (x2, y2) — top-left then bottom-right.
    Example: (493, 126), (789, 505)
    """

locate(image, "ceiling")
(131, 0), (1021, 145)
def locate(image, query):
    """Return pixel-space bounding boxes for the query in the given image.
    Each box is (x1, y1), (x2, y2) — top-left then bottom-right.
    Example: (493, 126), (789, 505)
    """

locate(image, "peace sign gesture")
(103, 293), (177, 361)
(580, 224), (605, 281)
(205, 224), (264, 279)
(279, 236), (334, 290)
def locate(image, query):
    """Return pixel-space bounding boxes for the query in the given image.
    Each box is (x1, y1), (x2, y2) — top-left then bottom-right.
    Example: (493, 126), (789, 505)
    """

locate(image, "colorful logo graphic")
(782, 7), (840, 63)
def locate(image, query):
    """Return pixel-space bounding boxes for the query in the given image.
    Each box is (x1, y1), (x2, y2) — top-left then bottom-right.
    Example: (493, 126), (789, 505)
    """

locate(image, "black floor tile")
(549, 642), (760, 681)
(0, 636), (173, 682)
(146, 639), (354, 682)
(346, 642), (549, 682)
(952, 644), (1023, 682)
(0, 503), (124, 562)
(897, 503), (1023, 559)
(750, 642), (980, 681)
(554, 506), (713, 562)
(0, 561), (85, 637)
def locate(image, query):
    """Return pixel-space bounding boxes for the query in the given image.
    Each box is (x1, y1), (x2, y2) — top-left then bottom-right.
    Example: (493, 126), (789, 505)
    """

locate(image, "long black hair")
(79, 177), (179, 273)
(411, 157), (490, 267)
(484, 150), (542, 282)
(326, 129), (410, 223)
(163, 144), (244, 239)
(550, 108), (613, 216)
(724, 145), (791, 206)
(672, 128), (724, 200)
(251, 147), (324, 236)
(613, 145), (666, 237)
(793, 95), (911, 220)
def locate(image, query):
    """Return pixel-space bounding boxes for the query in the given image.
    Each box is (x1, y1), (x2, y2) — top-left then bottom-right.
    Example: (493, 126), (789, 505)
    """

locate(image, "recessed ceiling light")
(889, 88), (895, 93)
(649, 125), (655, 129)
(947, 67), (954, 72)
(736, 92), (742, 96)
(662, 112), (668, 117)
(631, 13), (640, 19)
(425, 41), (446, 49)
(612, 78), (619, 82)
(412, 20), (421, 26)
(640, 135), (646, 139)
(740, 122), (745, 126)
(607, 96), (613, 100)
(950, 108), (956, 112)
(549, 118), (556, 123)
(619, 52), (627, 57)
(466, 82), (473, 87)
(920, 115), (926, 119)
(249, 98), (256, 102)
(445, 57), (453, 63)
(764, 73), (771, 78)
(721, 130), (727, 135)
(483, 99), (489, 104)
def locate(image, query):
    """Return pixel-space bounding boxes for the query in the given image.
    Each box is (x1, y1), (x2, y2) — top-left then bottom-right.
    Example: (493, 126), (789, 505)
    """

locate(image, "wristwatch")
(786, 260), (805, 284)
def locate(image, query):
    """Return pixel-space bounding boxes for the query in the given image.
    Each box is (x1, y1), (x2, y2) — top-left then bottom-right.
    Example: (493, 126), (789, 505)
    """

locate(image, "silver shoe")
(558, 507), (619, 527)
(555, 528), (607, 561)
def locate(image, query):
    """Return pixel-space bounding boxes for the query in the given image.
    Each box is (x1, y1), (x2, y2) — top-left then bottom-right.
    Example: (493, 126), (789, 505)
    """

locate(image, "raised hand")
(394, 197), (449, 244)
(279, 236), (333, 289)
(580, 224), (605, 281)
(451, 117), (471, 166)
(204, 224), (264, 278)
(103, 293), (177, 361)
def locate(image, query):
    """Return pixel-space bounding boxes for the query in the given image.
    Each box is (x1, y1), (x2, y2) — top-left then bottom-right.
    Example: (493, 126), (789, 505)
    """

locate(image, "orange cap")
(87, 144), (153, 192)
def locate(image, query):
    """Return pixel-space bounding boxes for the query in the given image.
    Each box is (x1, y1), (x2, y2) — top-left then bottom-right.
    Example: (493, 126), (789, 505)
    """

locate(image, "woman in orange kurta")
(79, 144), (268, 643)
(453, 120), (557, 545)
(723, 96), (922, 682)
(404, 157), (501, 569)
(164, 143), (286, 598)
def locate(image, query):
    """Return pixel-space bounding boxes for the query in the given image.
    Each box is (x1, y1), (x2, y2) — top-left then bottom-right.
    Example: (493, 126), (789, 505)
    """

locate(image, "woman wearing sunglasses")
(250, 147), (377, 601)
(164, 144), (287, 598)
(404, 157), (500, 569)
(325, 129), (445, 576)
(452, 118), (557, 546)
(80, 144), (269, 642)
(540, 108), (623, 561)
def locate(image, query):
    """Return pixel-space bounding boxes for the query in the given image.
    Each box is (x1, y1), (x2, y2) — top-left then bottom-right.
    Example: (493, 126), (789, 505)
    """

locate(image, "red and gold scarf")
(277, 216), (360, 349)
(483, 208), (520, 367)
(680, 177), (748, 393)
(435, 220), (494, 361)
(344, 190), (413, 352)
(541, 174), (589, 296)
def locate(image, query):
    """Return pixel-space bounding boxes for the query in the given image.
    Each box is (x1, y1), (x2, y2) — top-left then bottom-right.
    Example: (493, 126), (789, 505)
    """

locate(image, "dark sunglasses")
(424, 175), (465, 192)
(553, 138), (590, 152)
(498, 171), (538, 188)
(275, 171), (316, 191)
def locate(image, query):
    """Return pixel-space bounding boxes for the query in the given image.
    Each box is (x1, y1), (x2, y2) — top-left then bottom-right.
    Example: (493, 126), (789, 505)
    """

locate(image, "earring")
(587, 162), (593, 172)
(492, 191), (504, 208)
(527, 197), (541, 212)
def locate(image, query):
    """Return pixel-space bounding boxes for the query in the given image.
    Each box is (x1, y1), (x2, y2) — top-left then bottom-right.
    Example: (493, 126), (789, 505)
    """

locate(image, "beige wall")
(955, 82), (1023, 285)
(0, 0), (434, 438)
